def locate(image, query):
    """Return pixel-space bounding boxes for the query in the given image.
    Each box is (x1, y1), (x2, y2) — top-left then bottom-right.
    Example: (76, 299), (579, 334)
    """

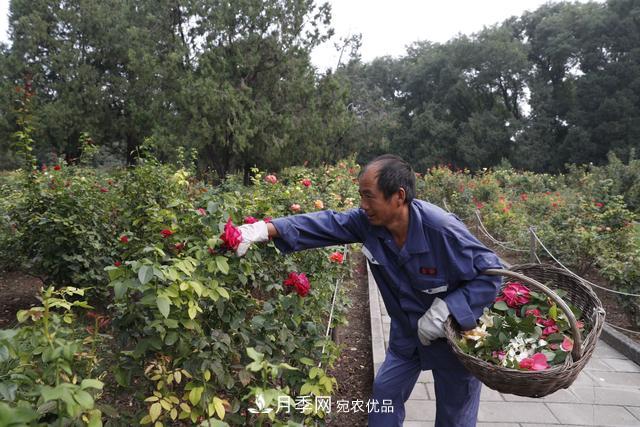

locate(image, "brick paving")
(368, 265), (640, 426)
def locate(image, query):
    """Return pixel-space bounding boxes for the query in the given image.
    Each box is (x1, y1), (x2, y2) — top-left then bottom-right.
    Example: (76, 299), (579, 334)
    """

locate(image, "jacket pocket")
(411, 276), (449, 295)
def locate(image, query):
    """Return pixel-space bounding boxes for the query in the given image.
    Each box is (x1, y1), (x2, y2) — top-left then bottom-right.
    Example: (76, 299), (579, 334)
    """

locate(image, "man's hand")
(417, 297), (450, 346)
(236, 221), (269, 256)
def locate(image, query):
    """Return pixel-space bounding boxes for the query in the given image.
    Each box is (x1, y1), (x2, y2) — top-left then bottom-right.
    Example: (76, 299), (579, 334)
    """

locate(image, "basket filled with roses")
(444, 263), (605, 398)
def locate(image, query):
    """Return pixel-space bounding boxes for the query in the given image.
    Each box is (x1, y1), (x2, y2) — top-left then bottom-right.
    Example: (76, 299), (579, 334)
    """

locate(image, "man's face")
(358, 166), (404, 226)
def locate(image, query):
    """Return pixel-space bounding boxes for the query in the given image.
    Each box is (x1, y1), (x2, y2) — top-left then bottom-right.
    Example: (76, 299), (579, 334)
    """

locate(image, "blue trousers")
(368, 347), (481, 427)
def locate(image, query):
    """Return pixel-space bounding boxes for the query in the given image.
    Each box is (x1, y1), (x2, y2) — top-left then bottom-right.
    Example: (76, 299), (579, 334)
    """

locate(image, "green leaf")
(188, 305), (197, 320)
(157, 296), (171, 318)
(213, 397), (225, 420)
(74, 389), (95, 409)
(198, 419), (229, 427)
(189, 281), (203, 297)
(87, 409), (103, 427)
(217, 287), (229, 299)
(309, 367), (320, 379)
(139, 265), (154, 285)
(246, 347), (264, 362)
(80, 379), (104, 390)
(113, 280), (127, 299)
(493, 301), (508, 311)
(189, 387), (204, 406)
(549, 304), (558, 321)
(215, 257), (229, 275)
(165, 331), (178, 345)
(0, 382), (17, 401)
(40, 385), (64, 402)
(299, 357), (314, 366)
(149, 402), (162, 422)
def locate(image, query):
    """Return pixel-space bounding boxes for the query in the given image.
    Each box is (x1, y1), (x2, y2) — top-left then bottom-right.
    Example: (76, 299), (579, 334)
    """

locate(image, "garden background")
(0, 0), (639, 425)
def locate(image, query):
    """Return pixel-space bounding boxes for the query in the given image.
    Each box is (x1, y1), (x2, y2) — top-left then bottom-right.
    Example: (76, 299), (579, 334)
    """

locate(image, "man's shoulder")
(412, 199), (464, 235)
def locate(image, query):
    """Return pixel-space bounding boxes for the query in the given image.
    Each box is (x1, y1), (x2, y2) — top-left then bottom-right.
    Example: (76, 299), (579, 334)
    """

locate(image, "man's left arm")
(442, 220), (503, 330)
(418, 220), (502, 345)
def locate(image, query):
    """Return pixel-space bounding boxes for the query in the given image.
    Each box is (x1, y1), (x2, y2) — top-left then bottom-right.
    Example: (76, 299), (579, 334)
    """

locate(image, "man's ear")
(397, 187), (406, 205)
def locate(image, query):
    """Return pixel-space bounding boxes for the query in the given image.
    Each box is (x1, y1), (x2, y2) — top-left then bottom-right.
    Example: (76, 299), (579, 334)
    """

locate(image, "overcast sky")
(0, 1), (600, 69)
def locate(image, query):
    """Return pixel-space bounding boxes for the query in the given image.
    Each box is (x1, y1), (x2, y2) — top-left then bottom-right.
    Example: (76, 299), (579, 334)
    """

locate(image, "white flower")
(505, 333), (535, 362)
(462, 324), (490, 348)
(479, 308), (494, 328)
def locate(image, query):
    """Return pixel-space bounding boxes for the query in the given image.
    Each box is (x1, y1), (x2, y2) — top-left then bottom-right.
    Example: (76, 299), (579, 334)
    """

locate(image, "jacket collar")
(370, 200), (430, 253)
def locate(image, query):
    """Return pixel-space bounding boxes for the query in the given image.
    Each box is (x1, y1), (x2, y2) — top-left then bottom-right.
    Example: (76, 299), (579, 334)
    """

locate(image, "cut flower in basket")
(458, 281), (589, 371)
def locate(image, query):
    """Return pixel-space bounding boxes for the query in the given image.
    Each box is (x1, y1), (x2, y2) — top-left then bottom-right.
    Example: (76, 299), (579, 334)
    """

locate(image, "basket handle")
(481, 268), (583, 362)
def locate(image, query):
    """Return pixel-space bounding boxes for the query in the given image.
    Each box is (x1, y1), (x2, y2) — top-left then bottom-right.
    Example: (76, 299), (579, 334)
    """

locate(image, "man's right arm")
(266, 222), (279, 239)
(237, 209), (365, 256)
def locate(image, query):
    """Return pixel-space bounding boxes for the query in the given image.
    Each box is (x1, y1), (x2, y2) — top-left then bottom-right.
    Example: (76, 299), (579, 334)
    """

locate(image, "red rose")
(595, 202), (604, 208)
(114, 261), (122, 267)
(263, 217), (272, 223)
(520, 193), (528, 201)
(100, 187), (108, 193)
(160, 229), (174, 238)
(53, 165), (61, 171)
(283, 272), (310, 297)
(174, 242), (185, 251)
(541, 318), (559, 336)
(329, 252), (344, 264)
(496, 282), (530, 308)
(244, 216), (258, 224)
(301, 178), (312, 187)
(519, 353), (549, 371)
(119, 235), (129, 244)
(220, 218), (242, 251)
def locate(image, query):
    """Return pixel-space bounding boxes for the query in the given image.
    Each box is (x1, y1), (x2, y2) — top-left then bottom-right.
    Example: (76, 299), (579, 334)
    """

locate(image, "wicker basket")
(444, 263), (606, 398)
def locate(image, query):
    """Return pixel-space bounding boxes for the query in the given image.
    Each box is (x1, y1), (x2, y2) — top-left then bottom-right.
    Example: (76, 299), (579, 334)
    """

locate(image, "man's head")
(358, 155), (415, 226)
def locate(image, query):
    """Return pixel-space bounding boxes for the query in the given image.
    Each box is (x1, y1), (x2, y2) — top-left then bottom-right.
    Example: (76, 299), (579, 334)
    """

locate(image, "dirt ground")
(0, 269), (43, 329)
(326, 252), (373, 427)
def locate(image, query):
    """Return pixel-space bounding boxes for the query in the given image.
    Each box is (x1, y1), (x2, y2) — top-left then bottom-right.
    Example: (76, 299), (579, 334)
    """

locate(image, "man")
(236, 155), (502, 426)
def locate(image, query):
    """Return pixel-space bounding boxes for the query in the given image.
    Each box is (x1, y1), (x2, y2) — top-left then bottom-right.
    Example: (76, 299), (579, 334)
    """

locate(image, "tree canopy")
(1, 0), (639, 174)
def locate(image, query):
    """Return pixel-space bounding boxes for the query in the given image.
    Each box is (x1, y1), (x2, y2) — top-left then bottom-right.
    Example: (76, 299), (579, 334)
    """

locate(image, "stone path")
(368, 265), (640, 427)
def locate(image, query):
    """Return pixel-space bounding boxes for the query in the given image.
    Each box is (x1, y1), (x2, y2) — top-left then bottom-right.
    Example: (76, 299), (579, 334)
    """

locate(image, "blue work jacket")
(271, 199), (503, 370)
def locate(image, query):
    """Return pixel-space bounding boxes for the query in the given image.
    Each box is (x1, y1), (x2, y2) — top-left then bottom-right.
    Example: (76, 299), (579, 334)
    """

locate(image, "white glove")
(417, 297), (450, 346)
(236, 221), (269, 256)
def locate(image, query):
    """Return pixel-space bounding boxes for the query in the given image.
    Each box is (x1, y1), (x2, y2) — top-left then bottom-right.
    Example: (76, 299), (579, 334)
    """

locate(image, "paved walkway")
(368, 265), (640, 427)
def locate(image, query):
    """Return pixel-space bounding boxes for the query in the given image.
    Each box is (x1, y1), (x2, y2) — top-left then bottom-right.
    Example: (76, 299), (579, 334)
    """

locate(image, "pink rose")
(290, 204), (301, 213)
(220, 218), (242, 251)
(265, 174), (277, 184)
(541, 318), (559, 336)
(561, 336), (573, 352)
(196, 208), (207, 216)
